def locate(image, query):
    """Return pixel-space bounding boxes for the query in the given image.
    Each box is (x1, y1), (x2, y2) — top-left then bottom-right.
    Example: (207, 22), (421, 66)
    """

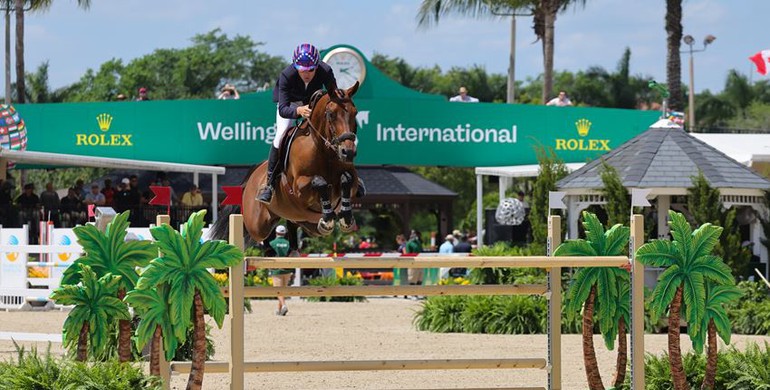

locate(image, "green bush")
(0, 345), (161, 390)
(468, 243), (545, 285)
(617, 342), (770, 390)
(306, 274), (367, 302)
(728, 281), (770, 335)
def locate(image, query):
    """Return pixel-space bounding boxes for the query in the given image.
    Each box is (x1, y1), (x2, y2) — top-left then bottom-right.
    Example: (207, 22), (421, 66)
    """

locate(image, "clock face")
(323, 48), (366, 90)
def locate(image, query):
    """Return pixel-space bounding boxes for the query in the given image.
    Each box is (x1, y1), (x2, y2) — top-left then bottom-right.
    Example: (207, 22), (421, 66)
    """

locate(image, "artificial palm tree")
(690, 282), (741, 390)
(50, 263), (129, 361)
(416, 0), (586, 104)
(61, 211), (157, 363)
(636, 210), (733, 390)
(553, 211), (629, 390)
(596, 277), (630, 389)
(137, 210), (242, 390)
(124, 283), (177, 376)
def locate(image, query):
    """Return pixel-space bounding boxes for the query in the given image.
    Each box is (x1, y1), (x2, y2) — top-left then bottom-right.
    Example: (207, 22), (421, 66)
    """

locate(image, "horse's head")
(310, 82), (360, 163)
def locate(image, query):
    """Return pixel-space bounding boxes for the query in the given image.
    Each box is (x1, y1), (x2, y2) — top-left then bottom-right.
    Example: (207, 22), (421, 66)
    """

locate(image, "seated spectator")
(546, 91), (573, 106)
(453, 234), (472, 253)
(180, 184), (204, 207)
(74, 179), (87, 200)
(60, 187), (86, 227)
(84, 184), (106, 207)
(39, 182), (60, 224)
(449, 86), (479, 103)
(101, 179), (116, 206)
(16, 183), (40, 227)
(218, 83), (240, 100)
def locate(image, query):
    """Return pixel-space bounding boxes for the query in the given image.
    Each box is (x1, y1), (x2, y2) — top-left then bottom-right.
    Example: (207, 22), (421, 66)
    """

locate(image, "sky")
(21, 0), (769, 95)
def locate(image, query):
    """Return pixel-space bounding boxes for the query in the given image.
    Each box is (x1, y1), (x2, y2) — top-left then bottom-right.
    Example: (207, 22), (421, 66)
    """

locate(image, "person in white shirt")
(449, 86), (479, 103)
(83, 184), (105, 207)
(546, 91), (572, 106)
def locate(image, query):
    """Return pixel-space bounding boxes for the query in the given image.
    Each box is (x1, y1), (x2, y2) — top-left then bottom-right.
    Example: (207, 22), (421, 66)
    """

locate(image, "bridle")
(301, 91), (357, 159)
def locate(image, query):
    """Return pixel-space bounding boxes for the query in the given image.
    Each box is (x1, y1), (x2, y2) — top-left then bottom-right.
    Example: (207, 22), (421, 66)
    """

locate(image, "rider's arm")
(276, 72), (300, 119)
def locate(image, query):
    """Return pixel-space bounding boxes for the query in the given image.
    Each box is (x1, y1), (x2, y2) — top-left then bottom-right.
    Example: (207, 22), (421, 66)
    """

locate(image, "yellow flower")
(454, 277), (463, 284)
(461, 280), (470, 285)
(346, 271), (353, 278)
(267, 277), (273, 286)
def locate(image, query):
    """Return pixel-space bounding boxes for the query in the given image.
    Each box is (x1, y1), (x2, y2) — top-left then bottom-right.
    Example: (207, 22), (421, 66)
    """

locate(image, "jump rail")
(159, 214), (646, 390)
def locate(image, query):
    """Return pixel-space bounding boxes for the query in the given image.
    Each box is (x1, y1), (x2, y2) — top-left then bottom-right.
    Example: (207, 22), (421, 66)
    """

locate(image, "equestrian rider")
(257, 43), (339, 203)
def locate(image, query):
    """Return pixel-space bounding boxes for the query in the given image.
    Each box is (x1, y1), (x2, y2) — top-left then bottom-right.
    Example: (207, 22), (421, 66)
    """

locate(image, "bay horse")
(211, 82), (361, 245)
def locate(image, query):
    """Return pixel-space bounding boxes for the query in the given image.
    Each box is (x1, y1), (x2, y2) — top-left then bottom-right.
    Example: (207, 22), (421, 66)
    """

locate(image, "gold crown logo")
(575, 118), (591, 137)
(96, 113), (113, 131)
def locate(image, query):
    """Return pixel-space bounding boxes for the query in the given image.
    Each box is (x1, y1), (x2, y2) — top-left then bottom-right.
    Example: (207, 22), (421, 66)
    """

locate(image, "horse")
(211, 82), (361, 245)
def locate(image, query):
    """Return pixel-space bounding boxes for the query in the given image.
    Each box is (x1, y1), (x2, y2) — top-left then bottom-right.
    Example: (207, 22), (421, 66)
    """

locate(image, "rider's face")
(299, 68), (316, 83)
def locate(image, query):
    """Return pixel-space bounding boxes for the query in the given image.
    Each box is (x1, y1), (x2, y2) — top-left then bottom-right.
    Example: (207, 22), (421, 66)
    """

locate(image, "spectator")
(453, 234), (472, 253)
(449, 86), (479, 103)
(16, 183), (40, 228)
(127, 175), (142, 207)
(395, 234), (406, 253)
(546, 91), (572, 106)
(113, 178), (132, 213)
(84, 184), (106, 207)
(136, 87), (150, 101)
(101, 179), (116, 206)
(405, 230), (423, 286)
(181, 184), (204, 207)
(116, 93), (127, 101)
(39, 182), (60, 223)
(74, 179), (87, 200)
(60, 187), (86, 227)
(161, 179), (178, 205)
(217, 83), (240, 100)
(269, 225), (292, 316)
(439, 234), (454, 254)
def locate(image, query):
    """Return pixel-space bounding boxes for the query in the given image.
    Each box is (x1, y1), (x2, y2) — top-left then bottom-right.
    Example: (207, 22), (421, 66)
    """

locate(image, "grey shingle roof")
(557, 127), (770, 190)
(357, 166), (457, 197)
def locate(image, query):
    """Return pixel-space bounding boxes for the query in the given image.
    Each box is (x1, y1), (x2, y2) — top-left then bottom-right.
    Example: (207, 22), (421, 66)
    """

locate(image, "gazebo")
(557, 119), (770, 277)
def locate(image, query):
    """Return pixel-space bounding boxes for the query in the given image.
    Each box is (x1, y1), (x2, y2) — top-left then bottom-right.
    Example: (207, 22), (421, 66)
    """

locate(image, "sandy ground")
(0, 298), (769, 390)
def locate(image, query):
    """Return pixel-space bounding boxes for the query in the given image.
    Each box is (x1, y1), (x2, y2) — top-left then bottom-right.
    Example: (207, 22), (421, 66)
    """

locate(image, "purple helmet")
(292, 43), (319, 71)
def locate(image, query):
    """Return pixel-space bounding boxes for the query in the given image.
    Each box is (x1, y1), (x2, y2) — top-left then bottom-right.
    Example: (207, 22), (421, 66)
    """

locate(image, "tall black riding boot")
(257, 146), (280, 203)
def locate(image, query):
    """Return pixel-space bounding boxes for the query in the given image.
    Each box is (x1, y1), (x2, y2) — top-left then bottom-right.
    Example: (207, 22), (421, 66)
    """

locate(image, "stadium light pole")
(682, 34), (716, 132)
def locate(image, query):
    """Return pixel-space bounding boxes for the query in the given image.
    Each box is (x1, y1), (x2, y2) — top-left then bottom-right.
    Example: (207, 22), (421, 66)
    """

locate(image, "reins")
(300, 91), (356, 153)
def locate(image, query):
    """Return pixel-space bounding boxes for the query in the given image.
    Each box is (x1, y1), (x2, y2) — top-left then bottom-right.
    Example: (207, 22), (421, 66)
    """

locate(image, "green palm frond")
(690, 223), (722, 259)
(553, 239), (597, 257)
(668, 211), (692, 260)
(566, 267), (599, 312)
(691, 255), (734, 286)
(125, 284), (178, 360)
(50, 264), (130, 357)
(60, 211), (156, 292)
(682, 273), (706, 336)
(690, 283), (742, 353)
(603, 224), (629, 256)
(581, 212), (606, 251)
(139, 210), (243, 342)
(648, 265), (683, 322)
(636, 239), (678, 268)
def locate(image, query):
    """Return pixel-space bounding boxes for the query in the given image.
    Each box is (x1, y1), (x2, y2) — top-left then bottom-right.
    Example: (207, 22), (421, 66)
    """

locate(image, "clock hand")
(339, 67), (350, 74)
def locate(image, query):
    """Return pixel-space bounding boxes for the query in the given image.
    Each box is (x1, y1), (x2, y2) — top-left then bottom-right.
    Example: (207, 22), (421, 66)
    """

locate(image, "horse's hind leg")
(338, 171), (356, 233)
(312, 176), (335, 235)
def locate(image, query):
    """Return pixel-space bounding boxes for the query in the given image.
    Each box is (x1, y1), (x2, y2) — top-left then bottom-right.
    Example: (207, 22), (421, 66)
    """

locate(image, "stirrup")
(257, 185), (273, 203)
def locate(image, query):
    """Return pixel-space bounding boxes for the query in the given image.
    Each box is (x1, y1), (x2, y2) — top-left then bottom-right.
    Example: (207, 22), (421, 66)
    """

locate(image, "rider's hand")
(297, 105), (311, 118)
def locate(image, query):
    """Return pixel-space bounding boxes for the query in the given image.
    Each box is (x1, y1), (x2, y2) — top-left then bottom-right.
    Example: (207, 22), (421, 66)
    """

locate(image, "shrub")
(306, 273), (367, 302)
(468, 243), (545, 285)
(0, 344), (161, 389)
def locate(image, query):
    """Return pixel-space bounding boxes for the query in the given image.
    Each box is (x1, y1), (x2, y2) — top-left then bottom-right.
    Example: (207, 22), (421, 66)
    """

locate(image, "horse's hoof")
(339, 219), (356, 233)
(317, 219), (335, 235)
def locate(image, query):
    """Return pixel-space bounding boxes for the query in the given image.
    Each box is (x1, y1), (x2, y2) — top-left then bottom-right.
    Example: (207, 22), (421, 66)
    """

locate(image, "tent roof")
(475, 163), (585, 178)
(690, 133), (770, 164)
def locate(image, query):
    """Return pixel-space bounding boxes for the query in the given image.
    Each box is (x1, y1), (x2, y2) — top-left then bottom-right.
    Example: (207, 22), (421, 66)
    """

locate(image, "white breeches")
(274, 105), (294, 148)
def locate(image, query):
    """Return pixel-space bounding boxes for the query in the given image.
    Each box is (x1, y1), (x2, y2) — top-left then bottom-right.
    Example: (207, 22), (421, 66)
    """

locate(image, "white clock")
(323, 47), (366, 90)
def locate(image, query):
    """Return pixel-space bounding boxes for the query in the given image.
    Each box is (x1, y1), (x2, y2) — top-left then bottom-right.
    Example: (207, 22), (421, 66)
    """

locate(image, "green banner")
(16, 97), (658, 167)
(15, 44), (659, 168)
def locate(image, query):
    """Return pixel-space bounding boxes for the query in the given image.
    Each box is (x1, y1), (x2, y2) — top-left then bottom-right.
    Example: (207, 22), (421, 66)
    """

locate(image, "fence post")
(155, 215), (171, 390)
(547, 215), (561, 390)
(228, 214), (245, 390)
(630, 214), (645, 390)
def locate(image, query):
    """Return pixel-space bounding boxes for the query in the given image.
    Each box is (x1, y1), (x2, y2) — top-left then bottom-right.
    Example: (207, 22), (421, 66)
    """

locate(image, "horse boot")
(257, 146), (281, 204)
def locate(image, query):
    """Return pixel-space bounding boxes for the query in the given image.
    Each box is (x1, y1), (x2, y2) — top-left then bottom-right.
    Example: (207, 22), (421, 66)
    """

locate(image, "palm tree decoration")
(554, 211), (629, 390)
(137, 210), (242, 390)
(636, 210), (733, 390)
(61, 211), (157, 362)
(691, 281), (741, 390)
(124, 283), (177, 376)
(596, 277), (630, 389)
(50, 263), (129, 362)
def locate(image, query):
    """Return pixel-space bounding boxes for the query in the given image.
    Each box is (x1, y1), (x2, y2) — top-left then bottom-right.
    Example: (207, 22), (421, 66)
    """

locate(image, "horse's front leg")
(312, 175), (335, 235)
(338, 172), (356, 233)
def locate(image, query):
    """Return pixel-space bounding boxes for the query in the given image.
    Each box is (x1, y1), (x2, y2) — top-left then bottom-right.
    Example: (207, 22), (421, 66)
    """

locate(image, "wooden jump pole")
(243, 256), (628, 269)
(228, 214), (245, 390)
(223, 284), (548, 298)
(547, 215), (562, 390)
(155, 215), (171, 390)
(630, 214), (645, 390)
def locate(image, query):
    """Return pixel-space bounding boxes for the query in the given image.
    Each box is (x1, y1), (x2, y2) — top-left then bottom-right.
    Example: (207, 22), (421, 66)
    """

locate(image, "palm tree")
(665, 0), (683, 111)
(61, 211), (157, 362)
(636, 211), (733, 390)
(596, 276), (630, 388)
(125, 283), (177, 376)
(50, 263), (129, 361)
(137, 210), (242, 390)
(12, 0), (90, 103)
(690, 282), (741, 390)
(554, 211), (629, 390)
(416, 0), (586, 104)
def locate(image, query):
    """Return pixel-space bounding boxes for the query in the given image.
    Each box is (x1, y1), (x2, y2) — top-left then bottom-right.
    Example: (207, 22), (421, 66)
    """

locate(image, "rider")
(257, 43), (339, 203)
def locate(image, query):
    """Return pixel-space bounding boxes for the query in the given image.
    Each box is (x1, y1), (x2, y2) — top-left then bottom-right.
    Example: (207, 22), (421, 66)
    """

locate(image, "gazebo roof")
(557, 121), (770, 190)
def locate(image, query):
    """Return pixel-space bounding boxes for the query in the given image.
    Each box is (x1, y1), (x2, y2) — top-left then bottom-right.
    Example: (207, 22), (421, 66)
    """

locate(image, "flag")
(548, 191), (567, 210)
(148, 186), (171, 206)
(221, 186), (243, 208)
(750, 50), (770, 75)
(631, 188), (652, 208)
(87, 204), (95, 218)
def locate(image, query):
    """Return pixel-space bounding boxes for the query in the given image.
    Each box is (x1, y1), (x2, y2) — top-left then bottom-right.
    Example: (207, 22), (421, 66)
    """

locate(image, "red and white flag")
(749, 50), (770, 75)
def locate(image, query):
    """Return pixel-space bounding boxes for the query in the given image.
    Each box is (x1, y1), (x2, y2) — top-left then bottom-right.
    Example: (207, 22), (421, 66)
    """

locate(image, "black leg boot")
(257, 146), (280, 203)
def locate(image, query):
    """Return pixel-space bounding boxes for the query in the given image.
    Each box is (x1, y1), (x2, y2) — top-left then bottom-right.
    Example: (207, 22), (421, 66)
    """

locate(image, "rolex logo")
(575, 118), (591, 137)
(96, 113), (113, 131)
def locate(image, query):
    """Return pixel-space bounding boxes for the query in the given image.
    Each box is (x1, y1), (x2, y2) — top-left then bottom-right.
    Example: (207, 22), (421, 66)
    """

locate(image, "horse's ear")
(346, 81), (360, 98)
